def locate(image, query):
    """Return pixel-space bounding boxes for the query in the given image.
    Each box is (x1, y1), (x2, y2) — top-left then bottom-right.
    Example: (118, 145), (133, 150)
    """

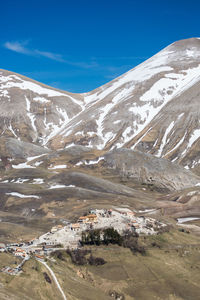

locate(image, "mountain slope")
(103, 148), (200, 191)
(46, 38), (200, 171)
(0, 69), (84, 145)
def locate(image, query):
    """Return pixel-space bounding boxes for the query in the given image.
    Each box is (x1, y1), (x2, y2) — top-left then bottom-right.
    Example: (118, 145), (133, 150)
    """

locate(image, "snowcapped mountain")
(0, 69), (84, 144)
(46, 38), (200, 171)
(1, 39), (200, 248)
(1, 38), (200, 171)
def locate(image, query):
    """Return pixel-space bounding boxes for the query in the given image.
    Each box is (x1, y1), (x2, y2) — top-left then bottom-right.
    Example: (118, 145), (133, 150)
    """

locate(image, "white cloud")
(34, 50), (65, 62)
(3, 40), (141, 74)
(4, 41), (30, 54)
(4, 40), (64, 62)
(3, 40), (99, 68)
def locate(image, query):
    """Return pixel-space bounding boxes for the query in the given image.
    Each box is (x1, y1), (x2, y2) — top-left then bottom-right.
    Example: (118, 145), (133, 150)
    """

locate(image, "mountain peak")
(171, 37), (200, 47)
(165, 37), (200, 59)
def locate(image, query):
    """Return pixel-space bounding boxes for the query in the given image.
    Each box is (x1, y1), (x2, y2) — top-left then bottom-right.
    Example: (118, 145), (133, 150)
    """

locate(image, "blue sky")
(1, 0), (200, 93)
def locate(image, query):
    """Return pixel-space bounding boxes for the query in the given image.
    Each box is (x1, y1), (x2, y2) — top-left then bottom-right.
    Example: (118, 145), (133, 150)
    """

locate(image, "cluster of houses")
(51, 224), (64, 233)
(1, 266), (20, 276)
(50, 214), (99, 233)
(45, 208), (166, 243)
(0, 207), (166, 275)
(14, 248), (27, 258)
(71, 213), (98, 231)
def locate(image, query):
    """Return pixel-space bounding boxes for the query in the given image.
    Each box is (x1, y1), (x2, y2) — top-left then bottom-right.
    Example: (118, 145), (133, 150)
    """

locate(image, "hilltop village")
(0, 208), (166, 275)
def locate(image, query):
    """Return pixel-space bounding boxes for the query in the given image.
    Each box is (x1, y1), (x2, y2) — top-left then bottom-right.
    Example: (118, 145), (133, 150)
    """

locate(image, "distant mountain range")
(1, 38), (200, 173)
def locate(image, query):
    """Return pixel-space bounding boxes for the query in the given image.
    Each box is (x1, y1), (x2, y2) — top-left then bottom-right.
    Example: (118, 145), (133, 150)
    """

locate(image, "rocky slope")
(0, 137), (50, 159)
(103, 148), (200, 191)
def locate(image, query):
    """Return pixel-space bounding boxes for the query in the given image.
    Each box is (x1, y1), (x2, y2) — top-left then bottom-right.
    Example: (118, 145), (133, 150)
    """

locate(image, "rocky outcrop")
(103, 149), (200, 191)
(0, 137), (50, 159)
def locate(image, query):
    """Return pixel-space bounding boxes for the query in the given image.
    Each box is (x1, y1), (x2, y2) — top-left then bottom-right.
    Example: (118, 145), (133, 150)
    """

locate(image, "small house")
(108, 209), (112, 216)
(57, 225), (63, 229)
(51, 227), (58, 233)
(78, 216), (88, 223)
(89, 209), (96, 214)
(35, 254), (44, 260)
(78, 214), (98, 224)
(0, 243), (6, 252)
(127, 211), (135, 217)
(86, 214), (98, 223)
(71, 223), (80, 231)
(14, 249), (26, 257)
(132, 223), (140, 229)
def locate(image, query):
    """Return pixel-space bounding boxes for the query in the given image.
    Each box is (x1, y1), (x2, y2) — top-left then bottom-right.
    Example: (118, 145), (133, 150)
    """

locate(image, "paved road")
(38, 259), (67, 300)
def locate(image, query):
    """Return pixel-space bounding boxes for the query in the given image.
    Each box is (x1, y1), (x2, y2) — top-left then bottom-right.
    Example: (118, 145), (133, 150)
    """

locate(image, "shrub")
(66, 249), (107, 266)
(156, 225), (172, 234)
(51, 250), (65, 261)
(109, 290), (125, 300)
(151, 241), (161, 249)
(66, 249), (91, 265)
(43, 272), (51, 284)
(122, 231), (146, 255)
(88, 254), (106, 266)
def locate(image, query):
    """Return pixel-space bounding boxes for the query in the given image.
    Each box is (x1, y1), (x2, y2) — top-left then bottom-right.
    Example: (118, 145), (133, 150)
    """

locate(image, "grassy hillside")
(1, 229), (200, 300)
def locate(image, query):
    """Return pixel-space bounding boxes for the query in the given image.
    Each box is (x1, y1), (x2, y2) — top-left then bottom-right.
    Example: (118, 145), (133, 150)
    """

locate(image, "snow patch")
(187, 191), (197, 196)
(32, 178), (44, 184)
(33, 96), (50, 104)
(164, 131), (187, 157)
(49, 184), (68, 189)
(156, 121), (174, 157)
(25, 96), (37, 135)
(14, 178), (29, 184)
(0, 76), (67, 97)
(181, 129), (200, 158)
(34, 161), (43, 167)
(12, 162), (36, 169)
(177, 217), (200, 224)
(48, 165), (67, 170)
(6, 192), (40, 199)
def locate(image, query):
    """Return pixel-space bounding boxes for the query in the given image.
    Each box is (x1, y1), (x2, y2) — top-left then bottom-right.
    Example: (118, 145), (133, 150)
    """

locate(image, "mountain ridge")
(1, 38), (200, 172)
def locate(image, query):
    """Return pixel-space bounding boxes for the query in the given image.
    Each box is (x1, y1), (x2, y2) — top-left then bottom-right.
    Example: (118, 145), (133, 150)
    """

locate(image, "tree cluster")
(80, 227), (146, 255)
(122, 230), (146, 255)
(50, 250), (65, 261)
(66, 249), (106, 266)
(66, 249), (90, 265)
(80, 227), (122, 246)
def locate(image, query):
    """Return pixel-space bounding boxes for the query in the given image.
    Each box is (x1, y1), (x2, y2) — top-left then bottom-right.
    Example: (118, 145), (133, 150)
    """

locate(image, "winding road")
(38, 259), (67, 300)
